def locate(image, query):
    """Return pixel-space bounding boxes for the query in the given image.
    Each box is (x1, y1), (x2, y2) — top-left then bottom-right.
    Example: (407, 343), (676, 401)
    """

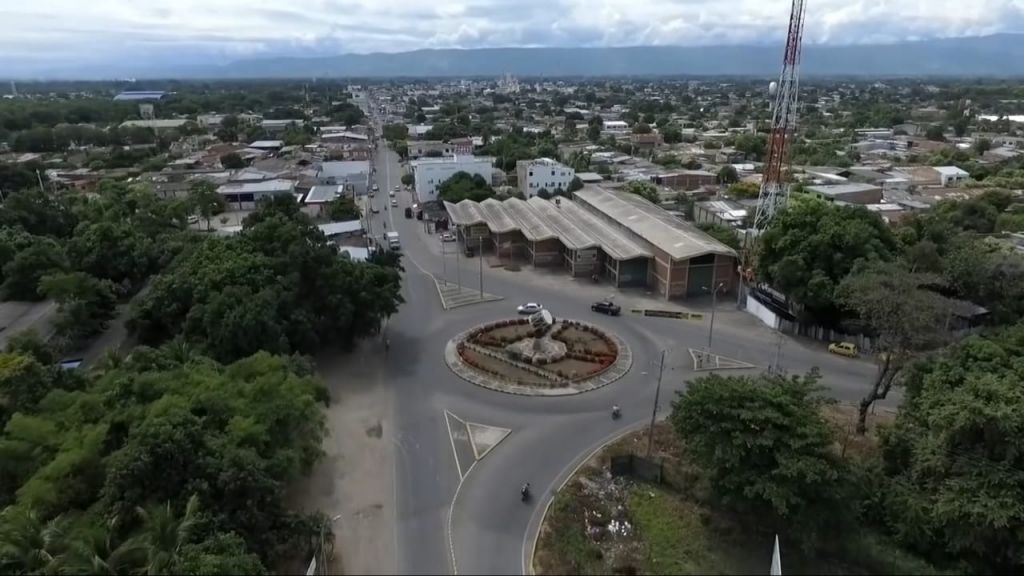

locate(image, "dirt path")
(289, 340), (398, 575)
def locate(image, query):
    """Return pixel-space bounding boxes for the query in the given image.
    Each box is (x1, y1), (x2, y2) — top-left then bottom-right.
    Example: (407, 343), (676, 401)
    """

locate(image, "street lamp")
(646, 349), (670, 457)
(701, 282), (726, 367)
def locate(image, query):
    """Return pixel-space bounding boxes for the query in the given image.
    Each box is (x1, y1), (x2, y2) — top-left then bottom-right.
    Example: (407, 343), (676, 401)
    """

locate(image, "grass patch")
(628, 486), (722, 575)
(535, 482), (604, 575)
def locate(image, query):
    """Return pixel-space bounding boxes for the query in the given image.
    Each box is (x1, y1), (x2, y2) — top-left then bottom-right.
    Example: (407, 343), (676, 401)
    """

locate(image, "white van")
(386, 231), (401, 250)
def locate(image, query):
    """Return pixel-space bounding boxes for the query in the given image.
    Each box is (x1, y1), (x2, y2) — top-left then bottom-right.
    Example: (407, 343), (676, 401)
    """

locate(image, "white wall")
(745, 294), (780, 330)
(413, 158), (494, 202)
(519, 161), (575, 196)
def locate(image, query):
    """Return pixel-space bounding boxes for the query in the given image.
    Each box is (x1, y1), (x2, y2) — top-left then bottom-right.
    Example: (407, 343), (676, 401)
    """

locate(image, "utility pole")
(646, 349), (666, 458)
(478, 236), (484, 298)
(441, 238), (447, 285)
(456, 233), (462, 288)
(702, 282), (725, 367)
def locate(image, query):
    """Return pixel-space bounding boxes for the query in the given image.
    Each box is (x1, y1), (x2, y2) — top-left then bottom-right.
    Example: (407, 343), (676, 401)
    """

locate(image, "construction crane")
(752, 0), (807, 234)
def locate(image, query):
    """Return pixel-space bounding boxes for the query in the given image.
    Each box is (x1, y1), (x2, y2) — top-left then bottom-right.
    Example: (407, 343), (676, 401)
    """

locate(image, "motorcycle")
(520, 483), (531, 502)
(612, 405), (621, 419)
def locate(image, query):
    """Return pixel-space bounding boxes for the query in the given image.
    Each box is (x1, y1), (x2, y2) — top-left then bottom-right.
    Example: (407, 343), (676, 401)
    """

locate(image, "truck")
(385, 231), (401, 250)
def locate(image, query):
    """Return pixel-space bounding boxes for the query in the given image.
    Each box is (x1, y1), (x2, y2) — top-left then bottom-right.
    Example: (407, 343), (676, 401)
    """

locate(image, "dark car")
(591, 300), (621, 316)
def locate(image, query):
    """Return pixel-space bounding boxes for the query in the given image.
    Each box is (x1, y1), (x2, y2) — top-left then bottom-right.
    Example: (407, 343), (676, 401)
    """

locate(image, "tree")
(952, 116), (969, 138)
(381, 124), (408, 142)
(623, 181), (660, 204)
(717, 165), (739, 185)
(837, 262), (954, 434)
(1, 238), (67, 301)
(567, 176), (584, 192)
(734, 133), (767, 160)
(726, 181), (760, 199)
(586, 124), (601, 143)
(924, 124), (946, 142)
(660, 124), (682, 144)
(973, 137), (992, 155)
(400, 173), (414, 187)
(216, 115), (240, 142)
(39, 272), (118, 343)
(325, 196), (360, 222)
(436, 171), (494, 204)
(880, 323), (1024, 571)
(670, 371), (844, 540)
(0, 507), (66, 574)
(133, 494), (200, 574)
(758, 197), (899, 325)
(697, 223), (740, 249)
(187, 181), (225, 231)
(632, 123), (652, 134)
(0, 352), (55, 425)
(219, 152), (245, 169)
(536, 188), (551, 200)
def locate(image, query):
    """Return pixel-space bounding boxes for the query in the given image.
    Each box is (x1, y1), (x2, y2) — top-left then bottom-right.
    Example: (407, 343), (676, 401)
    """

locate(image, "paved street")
(351, 111), (889, 575)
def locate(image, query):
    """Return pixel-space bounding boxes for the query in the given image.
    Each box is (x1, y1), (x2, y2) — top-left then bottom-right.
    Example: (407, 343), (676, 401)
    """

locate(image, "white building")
(934, 166), (970, 187)
(602, 120), (629, 133)
(411, 156), (495, 202)
(516, 158), (575, 197)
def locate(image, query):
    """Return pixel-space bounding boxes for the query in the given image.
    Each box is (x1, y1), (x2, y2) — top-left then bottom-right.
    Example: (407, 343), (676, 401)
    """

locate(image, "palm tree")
(161, 337), (195, 366)
(132, 495), (200, 575)
(0, 507), (66, 575)
(57, 517), (142, 576)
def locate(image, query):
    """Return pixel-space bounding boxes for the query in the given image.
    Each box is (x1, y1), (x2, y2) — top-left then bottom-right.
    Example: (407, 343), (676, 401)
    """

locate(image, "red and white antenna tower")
(753, 0), (807, 233)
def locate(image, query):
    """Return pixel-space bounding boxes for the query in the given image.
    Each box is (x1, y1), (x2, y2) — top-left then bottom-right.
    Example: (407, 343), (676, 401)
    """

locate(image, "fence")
(744, 290), (875, 352)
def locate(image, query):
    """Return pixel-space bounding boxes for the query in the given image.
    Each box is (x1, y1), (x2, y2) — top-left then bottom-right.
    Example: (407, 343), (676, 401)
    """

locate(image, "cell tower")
(753, 0), (807, 233)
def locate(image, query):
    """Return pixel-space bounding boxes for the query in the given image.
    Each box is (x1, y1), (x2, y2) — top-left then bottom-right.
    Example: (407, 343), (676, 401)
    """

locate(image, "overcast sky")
(2, 0), (1023, 75)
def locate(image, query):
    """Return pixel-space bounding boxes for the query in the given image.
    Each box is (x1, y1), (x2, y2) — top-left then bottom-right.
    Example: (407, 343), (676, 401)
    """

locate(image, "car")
(440, 232), (456, 242)
(371, 205), (380, 214)
(517, 302), (543, 315)
(591, 300), (621, 316)
(828, 342), (858, 358)
(393, 185), (400, 192)
(391, 199), (398, 207)
(372, 184), (379, 192)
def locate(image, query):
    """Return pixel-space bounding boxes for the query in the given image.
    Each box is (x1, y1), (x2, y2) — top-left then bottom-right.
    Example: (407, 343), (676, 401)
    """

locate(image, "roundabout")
(444, 310), (633, 396)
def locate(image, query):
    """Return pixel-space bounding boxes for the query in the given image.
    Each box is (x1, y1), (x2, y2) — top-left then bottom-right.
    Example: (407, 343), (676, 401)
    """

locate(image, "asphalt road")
(362, 113), (884, 575)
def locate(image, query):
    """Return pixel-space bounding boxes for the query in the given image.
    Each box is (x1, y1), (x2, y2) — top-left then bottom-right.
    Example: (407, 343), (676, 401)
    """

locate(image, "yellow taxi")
(828, 341), (858, 358)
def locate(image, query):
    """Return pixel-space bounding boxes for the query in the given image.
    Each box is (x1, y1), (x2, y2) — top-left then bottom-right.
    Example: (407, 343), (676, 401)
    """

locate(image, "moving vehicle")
(517, 302), (543, 315)
(404, 206), (413, 218)
(371, 205), (380, 214)
(440, 232), (456, 242)
(386, 231), (401, 250)
(591, 300), (621, 316)
(391, 198), (398, 207)
(828, 341), (858, 357)
(372, 184), (379, 192)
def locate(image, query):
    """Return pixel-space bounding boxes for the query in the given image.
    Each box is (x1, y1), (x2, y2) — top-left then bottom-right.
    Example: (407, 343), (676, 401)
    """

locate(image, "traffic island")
(444, 312), (632, 396)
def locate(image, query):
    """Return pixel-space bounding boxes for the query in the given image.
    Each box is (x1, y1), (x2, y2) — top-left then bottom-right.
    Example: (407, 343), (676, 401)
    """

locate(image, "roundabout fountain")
(444, 310), (632, 396)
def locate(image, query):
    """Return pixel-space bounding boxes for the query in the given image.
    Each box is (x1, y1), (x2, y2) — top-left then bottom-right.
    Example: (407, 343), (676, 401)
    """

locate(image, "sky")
(1, 0), (1023, 76)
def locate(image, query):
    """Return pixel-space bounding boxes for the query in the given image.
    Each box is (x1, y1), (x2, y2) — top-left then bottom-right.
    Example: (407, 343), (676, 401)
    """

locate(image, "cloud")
(1, 0), (1023, 74)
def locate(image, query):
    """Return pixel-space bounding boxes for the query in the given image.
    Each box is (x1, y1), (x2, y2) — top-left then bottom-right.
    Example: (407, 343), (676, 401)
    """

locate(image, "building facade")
(411, 156), (495, 202)
(317, 161), (371, 196)
(516, 158), (575, 197)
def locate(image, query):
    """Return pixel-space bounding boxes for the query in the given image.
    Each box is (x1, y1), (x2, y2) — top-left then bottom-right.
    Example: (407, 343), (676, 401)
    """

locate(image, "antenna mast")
(753, 0), (807, 233)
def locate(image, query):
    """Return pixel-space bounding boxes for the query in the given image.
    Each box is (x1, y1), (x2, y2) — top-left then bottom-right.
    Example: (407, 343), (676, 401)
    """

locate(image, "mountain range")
(203, 34), (1024, 79)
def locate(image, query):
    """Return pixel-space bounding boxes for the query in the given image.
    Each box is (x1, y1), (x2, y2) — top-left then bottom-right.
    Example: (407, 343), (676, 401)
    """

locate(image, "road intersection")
(361, 123), (884, 574)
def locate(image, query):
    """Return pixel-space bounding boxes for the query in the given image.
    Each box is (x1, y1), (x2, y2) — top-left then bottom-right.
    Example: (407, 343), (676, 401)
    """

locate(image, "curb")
(443, 321), (633, 397)
(524, 421), (649, 575)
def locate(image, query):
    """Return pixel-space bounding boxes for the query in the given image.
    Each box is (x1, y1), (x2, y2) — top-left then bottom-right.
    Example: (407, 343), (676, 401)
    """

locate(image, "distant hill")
(213, 34), (1024, 78)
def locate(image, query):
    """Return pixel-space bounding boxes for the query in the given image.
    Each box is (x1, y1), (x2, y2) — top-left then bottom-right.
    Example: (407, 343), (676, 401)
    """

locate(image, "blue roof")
(113, 91), (168, 101)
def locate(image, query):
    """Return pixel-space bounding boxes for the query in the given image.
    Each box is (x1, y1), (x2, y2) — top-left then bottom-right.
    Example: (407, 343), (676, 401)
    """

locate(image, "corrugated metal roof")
(502, 197), (556, 241)
(574, 185), (737, 260)
(526, 197), (598, 251)
(558, 201), (651, 261)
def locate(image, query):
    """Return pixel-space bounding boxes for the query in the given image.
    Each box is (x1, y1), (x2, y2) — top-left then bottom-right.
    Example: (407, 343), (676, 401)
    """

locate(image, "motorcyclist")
(612, 404), (621, 418)
(521, 482), (531, 500)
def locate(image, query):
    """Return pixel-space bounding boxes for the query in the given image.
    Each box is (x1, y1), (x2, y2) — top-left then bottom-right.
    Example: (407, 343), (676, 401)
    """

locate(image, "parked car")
(591, 300), (621, 316)
(404, 206), (413, 219)
(371, 205), (380, 213)
(440, 232), (456, 242)
(828, 342), (858, 357)
(517, 302), (543, 315)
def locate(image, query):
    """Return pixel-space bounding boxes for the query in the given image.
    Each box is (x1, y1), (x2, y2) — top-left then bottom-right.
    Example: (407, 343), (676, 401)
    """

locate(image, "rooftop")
(305, 185), (349, 204)
(113, 90), (167, 101)
(319, 220), (364, 236)
(217, 179), (295, 195)
(573, 185), (736, 260)
(319, 160), (370, 178)
(249, 140), (284, 149)
(411, 155), (495, 166)
(806, 182), (882, 197)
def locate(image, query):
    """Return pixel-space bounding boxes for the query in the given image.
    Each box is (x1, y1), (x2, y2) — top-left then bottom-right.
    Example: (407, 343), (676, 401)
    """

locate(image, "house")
(304, 185), (351, 214)
(217, 179), (296, 207)
(411, 156), (495, 202)
(249, 140), (284, 151)
(113, 91), (168, 101)
(316, 161), (371, 195)
(576, 172), (605, 184)
(934, 166), (970, 187)
(408, 124), (433, 139)
(119, 119), (189, 131)
(407, 140), (473, 159)
(261, 119), (304, 135)
(516, 158), (575, 197)
(652, 170), (717, 191)
(631, 133), (662, 149)
(694, 200), (748, 228)
(602, 120), (629, 133)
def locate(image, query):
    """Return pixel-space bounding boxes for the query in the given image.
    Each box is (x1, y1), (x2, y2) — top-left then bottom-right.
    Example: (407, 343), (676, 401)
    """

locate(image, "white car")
(517, 302), (543, 315)
(440, 232), (456, 242)
(391, 198), (398, 207)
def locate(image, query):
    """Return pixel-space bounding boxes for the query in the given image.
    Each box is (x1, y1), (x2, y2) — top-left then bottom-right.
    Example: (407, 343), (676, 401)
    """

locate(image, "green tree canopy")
(623, 181), (660, 204)
(326, 196), (360, 222)
(758, 197), (899, 324)
(436, 171), (495, 203)
(671, 370), (845, 541)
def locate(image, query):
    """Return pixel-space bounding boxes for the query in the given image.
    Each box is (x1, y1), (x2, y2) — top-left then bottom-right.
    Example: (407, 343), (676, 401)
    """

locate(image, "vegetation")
(325, 196), (361, 222)
(0, 345), (327, 574)
(130, 196), (402, 363)
(623, 181), (660, 204)
(436, 171), (495, 203)
(696, 223), (740, 250)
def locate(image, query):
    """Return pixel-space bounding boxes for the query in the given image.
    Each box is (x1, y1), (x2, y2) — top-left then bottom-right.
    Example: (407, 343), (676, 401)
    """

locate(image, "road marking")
(688, 348), (757, 371)
(444, 410), (466, 480)
(465, 421), (511, 460)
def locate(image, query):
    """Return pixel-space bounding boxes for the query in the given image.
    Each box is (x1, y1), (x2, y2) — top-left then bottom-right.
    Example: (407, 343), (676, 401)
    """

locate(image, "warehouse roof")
(574, 185), (737, 260)
(502, 197), (556, 241)
(527, 197), (598, 251)
(478, 198), (518, 233)
(558, 200), (651, 261)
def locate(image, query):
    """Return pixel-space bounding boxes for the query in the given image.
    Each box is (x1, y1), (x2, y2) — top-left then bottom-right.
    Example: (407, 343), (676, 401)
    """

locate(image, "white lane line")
(444, 409), (466, 480)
